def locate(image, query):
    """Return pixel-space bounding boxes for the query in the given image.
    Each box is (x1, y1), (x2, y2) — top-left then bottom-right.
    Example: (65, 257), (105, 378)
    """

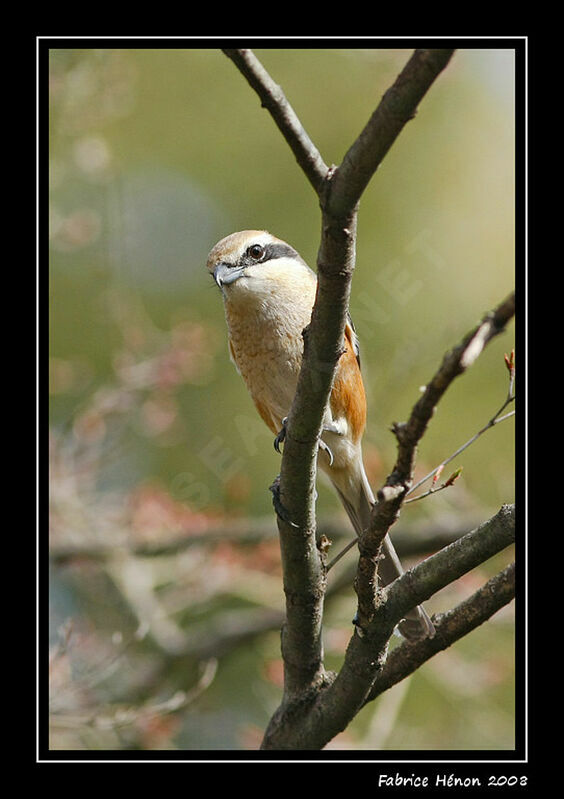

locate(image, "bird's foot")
(275, 418), (336, 466)
(319, 420), (344, 467)
(269, 475), (299, 528)
(318, 439), (334, 466)
(274, 417), (288, 454)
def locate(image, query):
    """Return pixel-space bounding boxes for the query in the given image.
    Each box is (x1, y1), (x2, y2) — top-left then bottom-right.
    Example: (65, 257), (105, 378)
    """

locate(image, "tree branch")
(261, 504), (514, 750)
(364, 561), (515, 703)
(273, 49), (456, 699)
(381, 504), (515, 628)
(224, 49), (514, 751)
(225, 45), (457, 707)
(326, 506), (514, 729)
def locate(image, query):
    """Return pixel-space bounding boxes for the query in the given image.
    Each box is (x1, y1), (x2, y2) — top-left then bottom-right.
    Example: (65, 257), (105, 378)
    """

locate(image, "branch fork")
(224, 47), (516, 751)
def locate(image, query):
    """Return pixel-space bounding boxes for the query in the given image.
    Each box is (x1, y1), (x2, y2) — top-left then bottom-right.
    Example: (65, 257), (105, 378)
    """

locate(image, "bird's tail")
(331, 461), (435, 641)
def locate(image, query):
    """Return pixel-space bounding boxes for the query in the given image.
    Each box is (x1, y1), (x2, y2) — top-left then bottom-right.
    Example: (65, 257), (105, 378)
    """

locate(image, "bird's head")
(206, 230), (313, 302)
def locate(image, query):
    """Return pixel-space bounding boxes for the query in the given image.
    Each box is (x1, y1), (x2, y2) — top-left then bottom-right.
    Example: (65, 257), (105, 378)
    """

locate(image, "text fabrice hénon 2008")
(377, 773), (528, 789)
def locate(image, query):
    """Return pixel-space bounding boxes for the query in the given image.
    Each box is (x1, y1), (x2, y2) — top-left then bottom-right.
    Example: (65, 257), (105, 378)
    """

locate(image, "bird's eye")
(247, 244), (265, 260)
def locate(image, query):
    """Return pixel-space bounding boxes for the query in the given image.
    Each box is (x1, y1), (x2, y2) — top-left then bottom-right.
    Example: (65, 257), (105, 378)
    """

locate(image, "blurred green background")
(48, 46), (516, 752)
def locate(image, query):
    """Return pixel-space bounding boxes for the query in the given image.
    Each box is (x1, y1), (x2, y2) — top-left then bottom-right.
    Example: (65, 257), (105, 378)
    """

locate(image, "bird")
(206, 229), (435, 641)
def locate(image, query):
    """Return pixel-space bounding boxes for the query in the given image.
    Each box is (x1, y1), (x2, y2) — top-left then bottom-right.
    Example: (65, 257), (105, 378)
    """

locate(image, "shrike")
(207, 230), (434, 640)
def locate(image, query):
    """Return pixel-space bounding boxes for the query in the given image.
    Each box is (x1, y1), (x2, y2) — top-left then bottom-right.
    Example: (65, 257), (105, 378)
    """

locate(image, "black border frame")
(38, 36), (529, 775)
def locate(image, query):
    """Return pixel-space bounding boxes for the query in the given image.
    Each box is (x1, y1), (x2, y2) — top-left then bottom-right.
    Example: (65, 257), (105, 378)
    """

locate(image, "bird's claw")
(275, 417), (334, 466)
(274, 417), (288, 454)
(269, 475), (299, 528)
(319, 439), (334, 466)
(320, 422), (342, 466)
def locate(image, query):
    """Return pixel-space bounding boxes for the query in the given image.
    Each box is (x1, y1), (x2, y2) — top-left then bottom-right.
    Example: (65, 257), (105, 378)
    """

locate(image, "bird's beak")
(213, 262), (246, 288)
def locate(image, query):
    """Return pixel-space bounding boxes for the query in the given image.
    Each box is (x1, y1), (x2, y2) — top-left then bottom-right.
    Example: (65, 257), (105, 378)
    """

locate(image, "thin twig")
(407, 377), (515, 498)
(326, 536), (359, 571)
(404, 468), (463, 504)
